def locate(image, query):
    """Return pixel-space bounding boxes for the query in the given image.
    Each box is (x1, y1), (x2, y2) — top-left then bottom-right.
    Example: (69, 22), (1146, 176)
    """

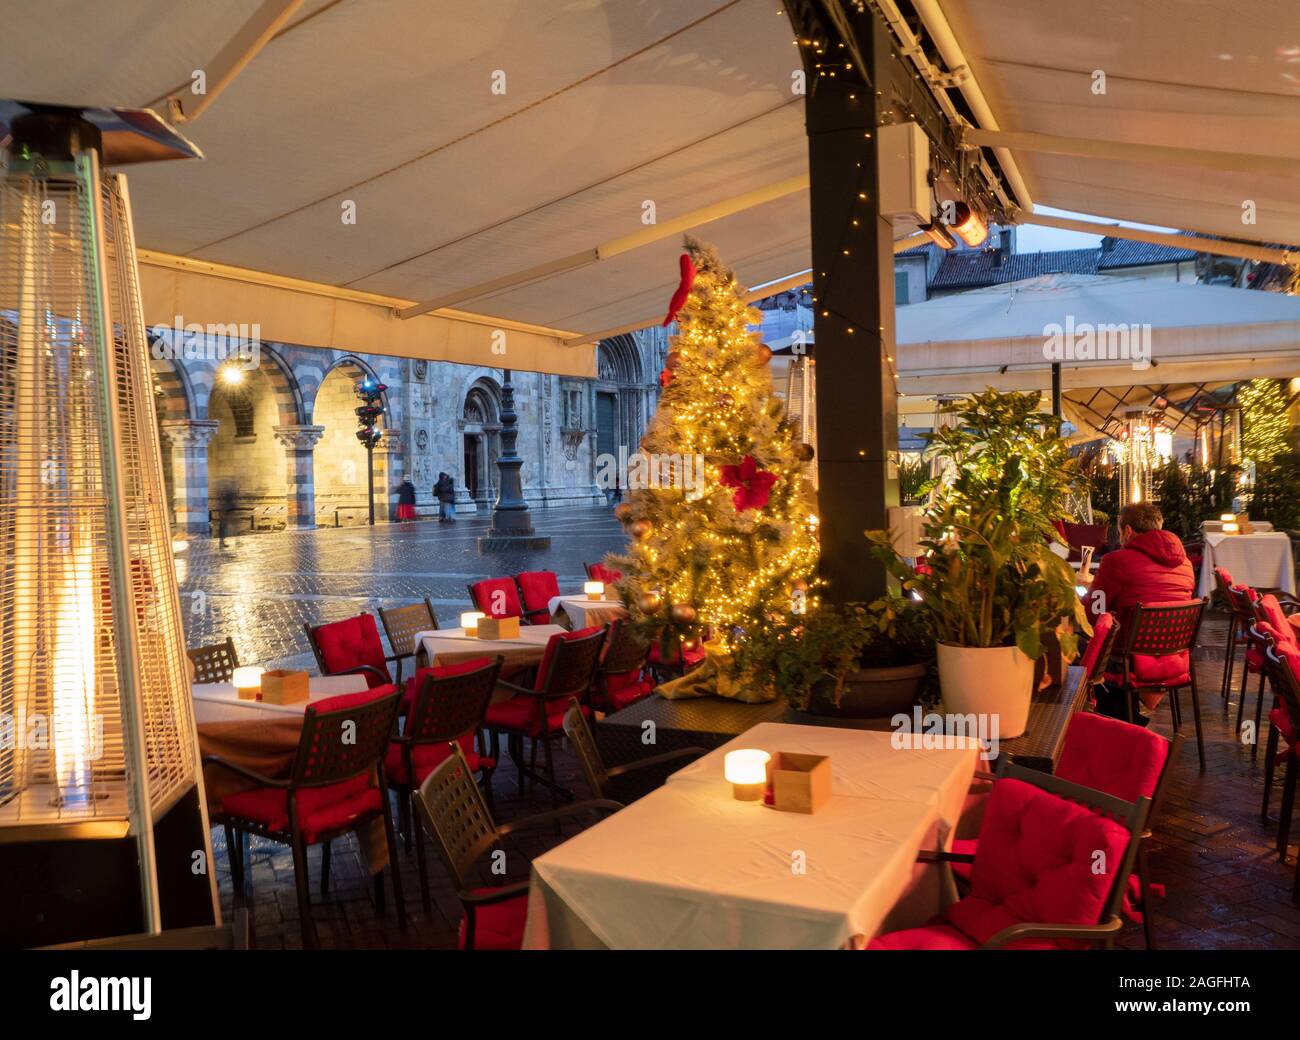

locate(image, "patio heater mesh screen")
(0, 135), (197, 833)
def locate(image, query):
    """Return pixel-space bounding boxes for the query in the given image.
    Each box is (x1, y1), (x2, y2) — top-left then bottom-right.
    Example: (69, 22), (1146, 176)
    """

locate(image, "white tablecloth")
(191, 674), (369, 723)
(523, 723), (979, 950)
(1198, 532), (1295, 597)
(546, 594), (627, 630)
(417, 624), (566, 667)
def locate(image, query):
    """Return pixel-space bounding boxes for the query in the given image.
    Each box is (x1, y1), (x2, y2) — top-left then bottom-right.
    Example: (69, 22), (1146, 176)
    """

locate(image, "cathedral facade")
(151, 328), (664, 533)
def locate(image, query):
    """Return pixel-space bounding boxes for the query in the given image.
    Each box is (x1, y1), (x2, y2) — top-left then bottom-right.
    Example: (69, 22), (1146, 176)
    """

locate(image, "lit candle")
(1223, 522), (1239, 534)
(583, 580), (604, 601)
(724, 749), (771, 801)
(232, 666), (264, 701)
(460, 611), (485, 633)
(1220, 513), (1235, 524)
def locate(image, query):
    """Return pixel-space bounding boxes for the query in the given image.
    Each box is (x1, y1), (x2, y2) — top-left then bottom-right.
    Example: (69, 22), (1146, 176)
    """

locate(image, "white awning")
(895, 274), (1300, 428)
(937, 0), (1300, 245)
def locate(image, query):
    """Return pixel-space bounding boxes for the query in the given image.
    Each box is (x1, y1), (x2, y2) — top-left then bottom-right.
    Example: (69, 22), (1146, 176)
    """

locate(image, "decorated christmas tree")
(608, 239), (820, 664)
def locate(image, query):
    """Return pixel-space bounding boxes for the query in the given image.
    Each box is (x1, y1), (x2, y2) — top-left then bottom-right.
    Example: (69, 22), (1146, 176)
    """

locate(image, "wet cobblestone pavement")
(178, 506), (626, 670)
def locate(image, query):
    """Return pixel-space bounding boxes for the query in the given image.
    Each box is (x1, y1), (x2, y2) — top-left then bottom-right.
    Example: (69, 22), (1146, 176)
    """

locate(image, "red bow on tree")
(719, 454), (777, 512)
(662, 252), (697, 326)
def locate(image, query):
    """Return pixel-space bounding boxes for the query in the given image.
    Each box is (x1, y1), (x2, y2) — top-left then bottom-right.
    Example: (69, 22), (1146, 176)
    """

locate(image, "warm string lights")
(1239, 378), (1291, 465)
(610, 241), (821, 651)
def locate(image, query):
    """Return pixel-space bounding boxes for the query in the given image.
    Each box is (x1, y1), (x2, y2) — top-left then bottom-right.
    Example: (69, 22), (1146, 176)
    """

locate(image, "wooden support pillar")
(786, 1), (899, 604)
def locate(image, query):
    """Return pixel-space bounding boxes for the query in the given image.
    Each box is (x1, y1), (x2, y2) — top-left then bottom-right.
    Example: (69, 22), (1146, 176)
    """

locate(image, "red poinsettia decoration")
(662, 252), (697, 326)
(658, 368), (674, 389)
(719, 454), (777, 512)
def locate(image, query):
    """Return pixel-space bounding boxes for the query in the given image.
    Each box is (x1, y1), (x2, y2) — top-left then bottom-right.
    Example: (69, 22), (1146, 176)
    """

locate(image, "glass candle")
(460, 612), (485, 633)
(583, 580), (604, 601)
(232, 666), (263, 700)
(724, 749), (771, 801)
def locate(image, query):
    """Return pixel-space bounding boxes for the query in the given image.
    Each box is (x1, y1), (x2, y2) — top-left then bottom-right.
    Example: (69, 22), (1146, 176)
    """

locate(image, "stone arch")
(597, 334), (644, 384)
(313, 356), (390, 524)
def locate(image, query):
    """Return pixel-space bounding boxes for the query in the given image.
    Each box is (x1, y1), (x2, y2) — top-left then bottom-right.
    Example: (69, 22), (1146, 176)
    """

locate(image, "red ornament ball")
(670, 603), (697, 624)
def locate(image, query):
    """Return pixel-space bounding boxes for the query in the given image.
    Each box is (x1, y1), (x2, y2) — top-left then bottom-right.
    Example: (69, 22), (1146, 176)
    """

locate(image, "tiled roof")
(1096, 236), (1199, 268)
(930, 237), (1202, 289)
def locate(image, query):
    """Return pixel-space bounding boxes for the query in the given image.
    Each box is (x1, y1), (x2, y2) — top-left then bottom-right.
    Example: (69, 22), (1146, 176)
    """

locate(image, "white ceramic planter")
(936, 643), (1036, 738)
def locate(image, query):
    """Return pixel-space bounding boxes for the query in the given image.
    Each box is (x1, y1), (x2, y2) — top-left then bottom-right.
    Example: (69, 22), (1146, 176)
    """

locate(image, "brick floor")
(196, 519), (1300, 948)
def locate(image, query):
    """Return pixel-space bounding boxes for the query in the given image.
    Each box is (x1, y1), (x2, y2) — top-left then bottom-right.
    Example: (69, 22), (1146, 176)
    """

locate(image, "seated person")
(1083, 502), (1195, 722)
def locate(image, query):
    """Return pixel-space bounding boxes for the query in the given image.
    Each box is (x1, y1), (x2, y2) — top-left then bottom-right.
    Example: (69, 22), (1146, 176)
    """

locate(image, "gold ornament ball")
(638, 591), (663, 613)
(794, 442), (815, 462)
(792, 579), (809, 593)
(665, 350), (683, 371)
(755, 342), (773, 365)
(669, 603), (697, 624)
(629, 519), (653, 540)
(715, 393), (734, 408)
(613, 502), (635, 523)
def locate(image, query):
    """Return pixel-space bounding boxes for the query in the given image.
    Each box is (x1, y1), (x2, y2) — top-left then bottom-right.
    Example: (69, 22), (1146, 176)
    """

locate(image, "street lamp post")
(478, 368), (551, 552)
(355, 378), (386, 525)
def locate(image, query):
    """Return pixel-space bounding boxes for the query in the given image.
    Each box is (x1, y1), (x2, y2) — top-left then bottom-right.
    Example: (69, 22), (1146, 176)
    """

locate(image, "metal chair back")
(291, 687), (401, 789)
(405, 657), (501, 748)
(379, 598), (438, 678)
(563, 698), (610, 798)
(1122, 599), (1206, 660)
(600, 617), (651, 676)
(414, 744), (500, 892)
(538, 626), (607, 703)
(187, 637), (240, 684)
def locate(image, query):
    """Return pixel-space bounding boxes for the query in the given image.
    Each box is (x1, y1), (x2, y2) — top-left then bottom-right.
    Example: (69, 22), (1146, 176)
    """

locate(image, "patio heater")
(1116, 409), (1171, 506)
(0, 101), (218, 945)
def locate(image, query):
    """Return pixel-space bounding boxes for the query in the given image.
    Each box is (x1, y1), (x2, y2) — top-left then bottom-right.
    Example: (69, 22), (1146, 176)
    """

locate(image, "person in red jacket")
(1082, 502), (1195, 722)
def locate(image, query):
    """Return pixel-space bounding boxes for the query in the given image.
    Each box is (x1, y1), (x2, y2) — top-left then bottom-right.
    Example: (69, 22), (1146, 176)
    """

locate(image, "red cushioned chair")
(1107, 598), (1207, 770)
(205, 685), (405, 949)
(1258, 634), (1300, 863)
(871, 762), (1150, 950)
(953, 712), (1181, 949)
(386, 655), (503, 910)
(646, 630), (706, 682)
(595, 618), (656, 714)
(468, 576), (527, 622)
(305, 612), (434, 713)
(516, 570), (560, 625)
(1077, 612), (1119, 707)
(484, 625), (607, 809)
(1217, 570), (1256, 707)
(1238, 594), (1300, 756)
(585, 561), (623, 585)
(413, 744), (620, 949)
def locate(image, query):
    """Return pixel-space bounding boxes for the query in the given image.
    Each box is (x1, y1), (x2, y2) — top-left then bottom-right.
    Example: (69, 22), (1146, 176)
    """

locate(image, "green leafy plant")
(732, 596), (934, 711)
(898, 455), (929, 506)
(868, 456), (1090, 661)
(924, 389), (1091, 541)
(1250, 452), (1300, 532)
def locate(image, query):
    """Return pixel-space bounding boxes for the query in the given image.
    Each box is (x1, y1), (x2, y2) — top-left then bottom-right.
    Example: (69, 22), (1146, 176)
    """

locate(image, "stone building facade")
(150, 328), (664, 533)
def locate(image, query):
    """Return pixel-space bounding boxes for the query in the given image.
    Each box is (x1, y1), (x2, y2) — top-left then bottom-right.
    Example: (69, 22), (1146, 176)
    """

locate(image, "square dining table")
(522, 722), (980, 949)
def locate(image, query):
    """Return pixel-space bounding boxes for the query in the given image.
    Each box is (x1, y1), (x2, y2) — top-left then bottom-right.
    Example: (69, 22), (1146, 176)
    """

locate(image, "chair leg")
(1264, 723), (1281, 823)
(1252, 674), (1268, 761)
(1188, 675), (1205, 772)
(1234, 666), (1249, 738)
(397, 789), (413, 854)
(1279, 756), (1297, 861)
(511, 734), (525, 796)
(480, 766), (497, 817)
(529, 737), (540, 795)
(1124, 684), (1134, 724)
(320, 839), (331, 897)
(223, 823), (244, 895)
(290, 832), (316, 950)
(542, 735), (559, 812)
(1138, 842), (1155, 950)
(374, 870), (386, 913)
(380, 795), (407, 929)
(1221, 622), (1237, 707)
(1168, 688), (1182, 731)
(414, 813), (432, 914)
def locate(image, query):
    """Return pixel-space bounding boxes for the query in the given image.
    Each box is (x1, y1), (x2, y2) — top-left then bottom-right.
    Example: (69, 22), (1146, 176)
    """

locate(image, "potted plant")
(733, 597), (935, 725)
(868, 457), (1089, 737)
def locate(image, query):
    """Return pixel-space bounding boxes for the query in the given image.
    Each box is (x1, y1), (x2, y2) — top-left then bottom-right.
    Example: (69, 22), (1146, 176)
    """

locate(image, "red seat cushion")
(605, 669), (655, 711)
(221, 783), (380, 844)
(587, 563), (623, 585)
(457, 891), (528, 950)
(1258, 596), (1300, 650)
(647, 641), (706, 668)
(485, 695), (589, 738)
(312, 614), (391, 687)
(385, 734), (495, 785)
(881, 778), (1131, 950)
(1105, 651), (1190, 687)
(1057, 712), (1168, 804)
(868, 922), (979, 950)
(1077, 613), (1115, 680)
(516, 570), (560, 619)
(470, 578), (524, 621)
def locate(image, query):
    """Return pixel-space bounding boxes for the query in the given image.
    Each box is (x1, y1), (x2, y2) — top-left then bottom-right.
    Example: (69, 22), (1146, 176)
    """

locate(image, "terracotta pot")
(936, 643), (1035, 738)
